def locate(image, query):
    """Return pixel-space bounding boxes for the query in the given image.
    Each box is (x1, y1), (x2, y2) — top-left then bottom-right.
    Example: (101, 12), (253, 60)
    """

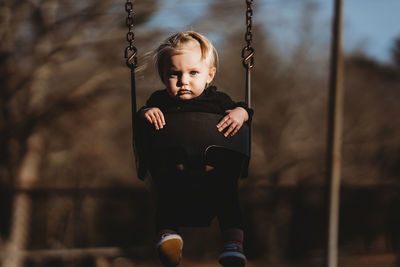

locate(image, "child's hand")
(216, 107), (249, 137)
(142, 107), (165, 130)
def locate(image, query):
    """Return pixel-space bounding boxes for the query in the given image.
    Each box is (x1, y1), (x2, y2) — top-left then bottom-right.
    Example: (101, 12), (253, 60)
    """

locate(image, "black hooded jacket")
(140, 86), (253, 120)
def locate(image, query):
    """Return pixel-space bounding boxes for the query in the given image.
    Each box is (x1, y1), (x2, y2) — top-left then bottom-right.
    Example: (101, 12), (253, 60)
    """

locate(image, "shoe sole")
(157, 235), (183, 267)
(219, 252), (246, 267)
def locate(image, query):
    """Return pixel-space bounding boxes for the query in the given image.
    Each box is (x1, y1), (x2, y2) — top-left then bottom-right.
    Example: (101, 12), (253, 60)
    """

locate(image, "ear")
(207, 67), (216, 83)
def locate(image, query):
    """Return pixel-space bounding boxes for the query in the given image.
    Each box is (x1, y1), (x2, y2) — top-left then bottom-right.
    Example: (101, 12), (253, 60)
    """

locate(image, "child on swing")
(140, 31), (253, 267)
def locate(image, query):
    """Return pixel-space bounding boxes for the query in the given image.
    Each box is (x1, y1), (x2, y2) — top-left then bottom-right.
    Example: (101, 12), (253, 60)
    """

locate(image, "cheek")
(169, 79), (178, 89)
(164, 77), (175, 87)
(166, 79), (179, 95)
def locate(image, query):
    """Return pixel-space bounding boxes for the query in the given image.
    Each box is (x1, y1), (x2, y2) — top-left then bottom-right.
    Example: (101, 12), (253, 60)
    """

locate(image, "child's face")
(162, 43), (216, 100)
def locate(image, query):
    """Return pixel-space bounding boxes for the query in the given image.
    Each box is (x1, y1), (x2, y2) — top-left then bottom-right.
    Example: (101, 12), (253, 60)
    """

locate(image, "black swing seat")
(136, 112), (250, 226)
(137, 112), (250, 178)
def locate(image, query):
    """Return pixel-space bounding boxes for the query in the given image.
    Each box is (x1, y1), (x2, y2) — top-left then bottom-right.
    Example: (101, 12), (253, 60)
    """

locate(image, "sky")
(144, 0), (400, 64)
(343, 0), (400, 63)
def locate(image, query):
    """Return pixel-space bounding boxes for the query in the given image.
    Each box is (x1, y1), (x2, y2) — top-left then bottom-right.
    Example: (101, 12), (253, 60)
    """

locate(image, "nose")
(179, 73), (189, 86)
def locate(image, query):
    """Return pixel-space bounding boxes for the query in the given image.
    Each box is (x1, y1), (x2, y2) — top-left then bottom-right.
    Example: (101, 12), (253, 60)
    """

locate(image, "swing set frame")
(124, 1), (345, 267)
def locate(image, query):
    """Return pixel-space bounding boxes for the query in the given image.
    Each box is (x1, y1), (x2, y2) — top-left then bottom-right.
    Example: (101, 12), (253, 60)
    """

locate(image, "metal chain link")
(242, 0), (254, 69)
(125, 0), (137, 68)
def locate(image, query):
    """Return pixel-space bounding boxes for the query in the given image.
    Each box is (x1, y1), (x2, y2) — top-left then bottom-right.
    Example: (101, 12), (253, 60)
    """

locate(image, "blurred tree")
(0, 0), (158, 262)
(0, 0), (157, 184)
(391, 36), (400, 67)
(343, 52), (400, 185)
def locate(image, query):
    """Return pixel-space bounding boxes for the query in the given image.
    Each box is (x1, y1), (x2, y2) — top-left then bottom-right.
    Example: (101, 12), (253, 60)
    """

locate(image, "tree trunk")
(3, 134), (44, 267)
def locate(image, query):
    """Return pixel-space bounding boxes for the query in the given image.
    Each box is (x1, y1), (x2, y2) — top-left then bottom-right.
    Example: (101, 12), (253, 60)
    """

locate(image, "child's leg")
(213, 170), (244, 239)
(212, 169), (246, 266)
(154, 175), (184, 267)
(155, 194), (180, 235)
(206, 149), (244, 236)
(221, 227), (244, 244)
(155, 197), (183, 267)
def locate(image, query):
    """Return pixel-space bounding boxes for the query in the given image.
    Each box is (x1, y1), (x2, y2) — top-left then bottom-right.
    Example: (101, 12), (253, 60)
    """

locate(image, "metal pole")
(246, 68), (251, 108)
(326, 0), (344, 267)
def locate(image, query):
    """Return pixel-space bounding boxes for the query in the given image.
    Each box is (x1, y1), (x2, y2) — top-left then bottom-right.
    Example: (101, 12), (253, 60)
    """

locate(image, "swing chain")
(125, 0), (137, 68)
(242, 0), (254, 69)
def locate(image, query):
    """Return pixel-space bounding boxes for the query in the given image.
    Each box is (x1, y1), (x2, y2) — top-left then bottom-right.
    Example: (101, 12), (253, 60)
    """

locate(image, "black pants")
(154, 167), (243, 232)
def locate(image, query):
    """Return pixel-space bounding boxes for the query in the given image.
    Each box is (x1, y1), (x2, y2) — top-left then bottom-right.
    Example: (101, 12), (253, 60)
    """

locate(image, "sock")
(222, 227), (244, 245)
(158, 229), (178, 240)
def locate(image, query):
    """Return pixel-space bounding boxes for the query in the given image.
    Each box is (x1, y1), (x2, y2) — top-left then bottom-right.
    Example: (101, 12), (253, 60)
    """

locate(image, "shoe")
(218, 242), (246, 267)
(156, 233), (183, 267)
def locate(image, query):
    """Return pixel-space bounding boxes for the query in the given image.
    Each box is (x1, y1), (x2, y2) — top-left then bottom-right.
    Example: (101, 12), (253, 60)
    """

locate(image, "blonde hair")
(154, 31), (218, 82)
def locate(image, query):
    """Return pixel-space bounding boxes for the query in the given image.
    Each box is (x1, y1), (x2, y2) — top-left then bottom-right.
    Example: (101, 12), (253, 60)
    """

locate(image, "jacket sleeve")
(217, 91), (254, 123)
(137, 89), (166, 116)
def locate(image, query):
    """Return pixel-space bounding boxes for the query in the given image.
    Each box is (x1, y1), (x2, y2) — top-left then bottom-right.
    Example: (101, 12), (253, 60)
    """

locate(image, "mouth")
(177, 89), (192, 95)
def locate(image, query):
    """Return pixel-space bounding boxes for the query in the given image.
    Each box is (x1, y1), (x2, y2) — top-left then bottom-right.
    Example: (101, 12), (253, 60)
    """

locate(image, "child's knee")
(205, 164), (215, 172)
(175, 163), (215, 172)
(176, 163), (185, 171)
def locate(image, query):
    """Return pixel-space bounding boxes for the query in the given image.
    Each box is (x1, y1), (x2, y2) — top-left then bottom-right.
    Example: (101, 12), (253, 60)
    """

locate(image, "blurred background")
(1, 0), (400, 266)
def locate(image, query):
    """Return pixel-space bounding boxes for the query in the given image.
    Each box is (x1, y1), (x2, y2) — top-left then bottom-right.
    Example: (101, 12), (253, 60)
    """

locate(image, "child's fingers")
(147, 112), (160, 130)
(145, 113), (155, 124)
(216, 115), (230, 128)
(217, 116), (232, 131)
(154, 119), (160, 130)
(144, 114), (153, 124)
(217, 109), (246, 136)
(224, 120), (244, 137)
(144, 108), (165, 130)
(155, 110), (166, 129)
(216, 116), (226, 128)
(229, 125), (241, 137)
(224, 122), (238, 137)
(153, 112), (163, 129)
(152, 115), (160, 130)
(159, 111), (166, 126)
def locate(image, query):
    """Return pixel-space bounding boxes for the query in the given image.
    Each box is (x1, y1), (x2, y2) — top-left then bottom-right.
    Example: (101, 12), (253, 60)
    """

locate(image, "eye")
(190, 71), (198, 76)
(169, 71), (179, 77)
